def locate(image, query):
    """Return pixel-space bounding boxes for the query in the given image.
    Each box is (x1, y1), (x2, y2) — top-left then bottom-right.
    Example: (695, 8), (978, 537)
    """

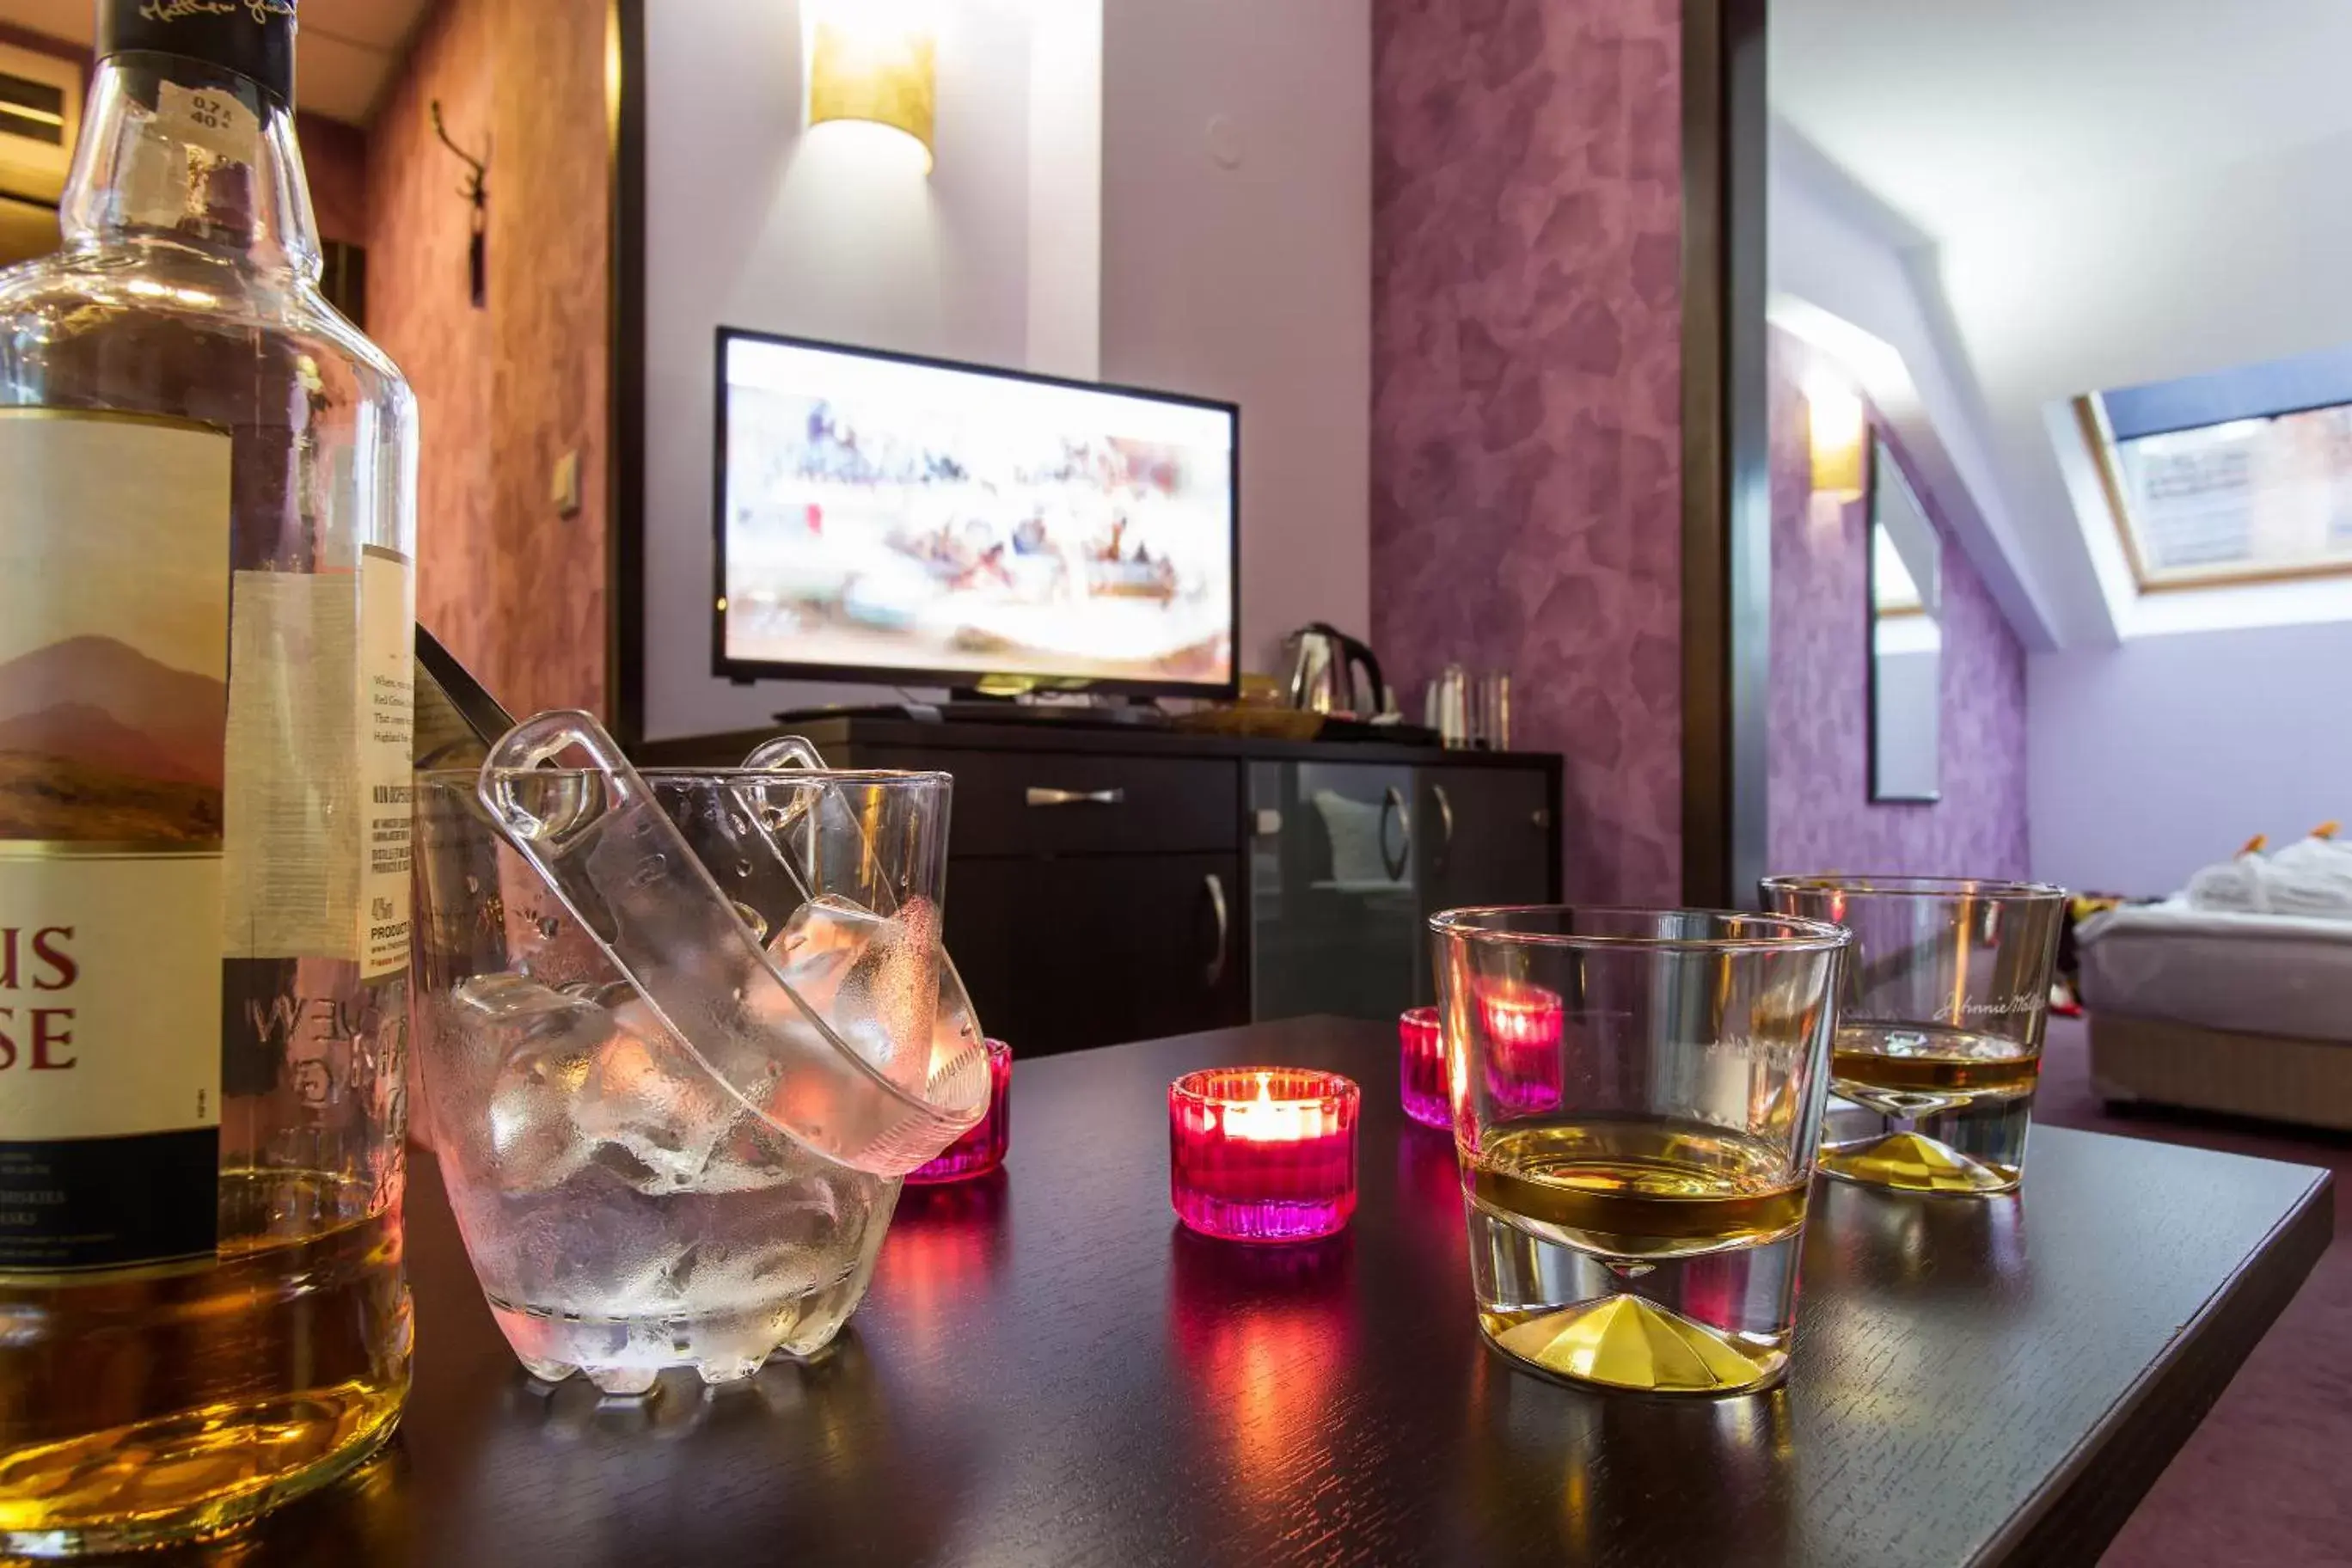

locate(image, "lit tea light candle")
(1479, 983), (1565, 1113)
(1398, 1007), (1449, 1130)
(1482, 983), (1564, 1045)
(906, 1038), (1013, 1185)
(1168, 1067), (1359, 1243)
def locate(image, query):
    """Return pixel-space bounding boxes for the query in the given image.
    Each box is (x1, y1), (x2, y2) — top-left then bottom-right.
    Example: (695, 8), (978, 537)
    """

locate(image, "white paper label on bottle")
(219, 550), (414, 976)
(358, 546), (413, 980)
(221, 571), (360, 958)
(0, 410), (229, 1270)
(156, 81), (260, 166)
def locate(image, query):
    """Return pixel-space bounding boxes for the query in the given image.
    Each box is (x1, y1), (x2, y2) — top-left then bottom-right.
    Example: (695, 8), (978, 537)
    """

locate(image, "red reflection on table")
(1395, 1118), (1468, 1221)
(1398, 1007), (1449, 1130)
(1166, 1226), (1356, 1504)
(1168, 1067), (1358, 1243)
(908, 1038), (1012, 1185)
(1479, 983), (1564, 1113)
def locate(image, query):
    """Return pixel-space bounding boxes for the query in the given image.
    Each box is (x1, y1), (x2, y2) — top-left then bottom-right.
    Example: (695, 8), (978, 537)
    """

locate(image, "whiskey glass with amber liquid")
(1431, 907), (1847, 1395)
(1761, 876), (2066, 1196)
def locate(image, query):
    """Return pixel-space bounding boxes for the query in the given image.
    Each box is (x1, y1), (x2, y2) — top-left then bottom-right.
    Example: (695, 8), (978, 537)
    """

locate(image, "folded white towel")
(2184, 856), (2263, 912)
(2263, 836), (2352, 917)
(2184, 834), (2352, 919)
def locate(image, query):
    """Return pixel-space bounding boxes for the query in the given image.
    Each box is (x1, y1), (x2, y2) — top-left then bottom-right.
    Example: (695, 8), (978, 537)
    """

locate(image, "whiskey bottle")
(0, 1), (417, 1554)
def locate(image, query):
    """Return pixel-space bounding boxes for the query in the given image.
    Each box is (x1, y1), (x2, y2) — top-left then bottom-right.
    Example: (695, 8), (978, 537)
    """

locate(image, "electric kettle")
(1284, 623), (1390, 718)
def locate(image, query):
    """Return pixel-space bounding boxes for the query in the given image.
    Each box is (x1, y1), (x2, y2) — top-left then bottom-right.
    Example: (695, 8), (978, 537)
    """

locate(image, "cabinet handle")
(1432, 783), (1455, 865)
(1379, 785), (1412, 883)
(1026, 787), (1125, 807)
(1204, 872), (1229, 988)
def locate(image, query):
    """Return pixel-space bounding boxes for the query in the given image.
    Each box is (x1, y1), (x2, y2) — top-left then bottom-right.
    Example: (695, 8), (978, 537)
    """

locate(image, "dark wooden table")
(188, 1017), (2330, 1567)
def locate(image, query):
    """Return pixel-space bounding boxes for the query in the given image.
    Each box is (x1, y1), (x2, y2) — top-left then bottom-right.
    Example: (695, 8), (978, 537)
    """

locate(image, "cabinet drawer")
(858, 747), (1239, 857)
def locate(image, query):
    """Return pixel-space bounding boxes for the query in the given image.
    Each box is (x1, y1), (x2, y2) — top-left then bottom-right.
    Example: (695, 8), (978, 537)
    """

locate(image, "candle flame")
(1226, 1073), (1315, 1142)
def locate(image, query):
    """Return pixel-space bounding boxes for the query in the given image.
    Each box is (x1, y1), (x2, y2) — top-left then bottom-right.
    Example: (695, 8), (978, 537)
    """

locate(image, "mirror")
(1868, 439), (1941, 802)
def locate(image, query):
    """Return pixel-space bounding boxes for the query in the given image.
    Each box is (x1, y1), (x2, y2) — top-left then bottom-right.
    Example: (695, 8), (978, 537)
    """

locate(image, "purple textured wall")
(1369, 0), (1684, 903)
(1766, 329), (2029, 878)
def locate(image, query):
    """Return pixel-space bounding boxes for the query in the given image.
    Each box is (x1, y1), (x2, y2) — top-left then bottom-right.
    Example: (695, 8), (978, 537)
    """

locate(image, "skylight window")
(2080, 346), (2352, 592)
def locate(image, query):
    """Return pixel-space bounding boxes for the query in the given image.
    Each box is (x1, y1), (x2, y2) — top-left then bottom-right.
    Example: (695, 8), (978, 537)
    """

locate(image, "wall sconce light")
(1807, 377), (1867, 501)
(806, 3), (938, 175)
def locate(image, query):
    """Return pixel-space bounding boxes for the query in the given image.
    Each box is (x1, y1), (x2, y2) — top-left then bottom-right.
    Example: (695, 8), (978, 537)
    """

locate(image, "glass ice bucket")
(411, 715), (987, 1393)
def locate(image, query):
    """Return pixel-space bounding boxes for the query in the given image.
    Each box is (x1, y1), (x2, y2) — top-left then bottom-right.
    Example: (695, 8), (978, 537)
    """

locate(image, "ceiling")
(1772, 0), (2352, 648)
(0, 0), (433, 125)
(1773, 0), (2352, 240)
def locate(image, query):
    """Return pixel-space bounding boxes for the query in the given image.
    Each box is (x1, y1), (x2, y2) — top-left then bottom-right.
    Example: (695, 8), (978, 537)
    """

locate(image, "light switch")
(550, 448), (582, 518)
(1205, 113), (1243, 169)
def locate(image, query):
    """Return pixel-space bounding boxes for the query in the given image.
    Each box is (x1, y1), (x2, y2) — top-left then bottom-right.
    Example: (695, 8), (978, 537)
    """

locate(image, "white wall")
(641, 0), (1102, 739)
(640, 0), (1371, 739)
(2029, 620), (2352, 897)
(1099, 0), (1371, 678)
(1024, 3), (1103, 380)
(1768, 124), (2055, 650)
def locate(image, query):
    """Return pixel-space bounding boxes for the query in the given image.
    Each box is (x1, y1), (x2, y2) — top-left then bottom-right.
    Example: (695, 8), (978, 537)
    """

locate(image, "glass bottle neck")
(60, 52), (320, 279)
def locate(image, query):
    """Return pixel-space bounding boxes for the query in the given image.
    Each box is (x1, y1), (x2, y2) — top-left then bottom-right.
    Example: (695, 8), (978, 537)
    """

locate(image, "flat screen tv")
(714, 328), (1240, 697)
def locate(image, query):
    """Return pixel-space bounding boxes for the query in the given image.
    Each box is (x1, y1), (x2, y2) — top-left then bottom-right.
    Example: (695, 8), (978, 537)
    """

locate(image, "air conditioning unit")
(0, 42), (81, 208)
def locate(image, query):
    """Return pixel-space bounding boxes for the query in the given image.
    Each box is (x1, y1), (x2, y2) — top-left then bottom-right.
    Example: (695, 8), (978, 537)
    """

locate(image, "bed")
(2075, 901), (2352, 1131)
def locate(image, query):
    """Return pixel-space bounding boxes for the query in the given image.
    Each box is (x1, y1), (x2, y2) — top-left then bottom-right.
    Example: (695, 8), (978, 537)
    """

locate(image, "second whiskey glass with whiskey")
(1762, 875), (2067, 1196)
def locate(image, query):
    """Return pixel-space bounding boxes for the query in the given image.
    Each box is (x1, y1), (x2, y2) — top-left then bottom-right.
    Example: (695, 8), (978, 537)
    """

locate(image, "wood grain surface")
(173, 1017), (2329, 1568)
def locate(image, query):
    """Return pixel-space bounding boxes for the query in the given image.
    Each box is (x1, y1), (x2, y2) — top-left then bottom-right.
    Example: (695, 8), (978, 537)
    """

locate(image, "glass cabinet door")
(1248, 760), (1419, 1022)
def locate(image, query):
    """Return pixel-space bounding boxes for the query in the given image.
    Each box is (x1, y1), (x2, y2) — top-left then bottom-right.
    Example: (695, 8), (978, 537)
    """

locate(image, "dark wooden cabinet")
(856, 746), (1236, 859)
(637, 715), (1560, 1053)
(1418, 764), (1553, 910)
(950, 850), (1245, 1057)
(1412, 764), (1554, 1001)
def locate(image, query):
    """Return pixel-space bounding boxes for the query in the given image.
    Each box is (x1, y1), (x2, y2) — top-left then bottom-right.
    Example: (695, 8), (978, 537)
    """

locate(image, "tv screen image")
(716, 330), (1238, 694)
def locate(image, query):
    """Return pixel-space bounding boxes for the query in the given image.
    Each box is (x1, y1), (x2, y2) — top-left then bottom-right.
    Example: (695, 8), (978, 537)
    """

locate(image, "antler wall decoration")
(430, 100), (490, 309)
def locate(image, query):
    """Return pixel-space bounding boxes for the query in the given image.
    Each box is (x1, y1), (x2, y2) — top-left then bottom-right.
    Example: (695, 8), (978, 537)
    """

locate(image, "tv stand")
(775, 699), (1173, 731)
(640, 714), (1564, 1057)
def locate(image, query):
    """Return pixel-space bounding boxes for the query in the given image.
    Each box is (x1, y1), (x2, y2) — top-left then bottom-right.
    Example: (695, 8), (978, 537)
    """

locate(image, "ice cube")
(768, 895), (887, 993)
(665, 1161), (889, 1308)
(456, 976), (616, 1193)
(487, 1036), (598, 1192)
(767, 894), (940, 1093)
(695, 1106), (821, 1194)
(456, 971), (603, 1025)
(573, 1007), (744, 1196)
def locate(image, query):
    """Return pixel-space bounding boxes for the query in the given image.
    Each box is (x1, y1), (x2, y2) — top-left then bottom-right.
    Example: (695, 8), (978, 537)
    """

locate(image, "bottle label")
(0, 410), (231, 1272)
(221, 549), (415, 980)
(358, 546), (414, 979)
(156, 79), (260, 165)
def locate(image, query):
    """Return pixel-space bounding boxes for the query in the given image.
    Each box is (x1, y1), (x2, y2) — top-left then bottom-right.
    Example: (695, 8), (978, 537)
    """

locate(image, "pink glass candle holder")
(1479, 982), (1565, 1113)
(1399, 1007), (1449, 1130)
(907, 1038), (1013, 1185)
(1168, 1068), (1359, 1243)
